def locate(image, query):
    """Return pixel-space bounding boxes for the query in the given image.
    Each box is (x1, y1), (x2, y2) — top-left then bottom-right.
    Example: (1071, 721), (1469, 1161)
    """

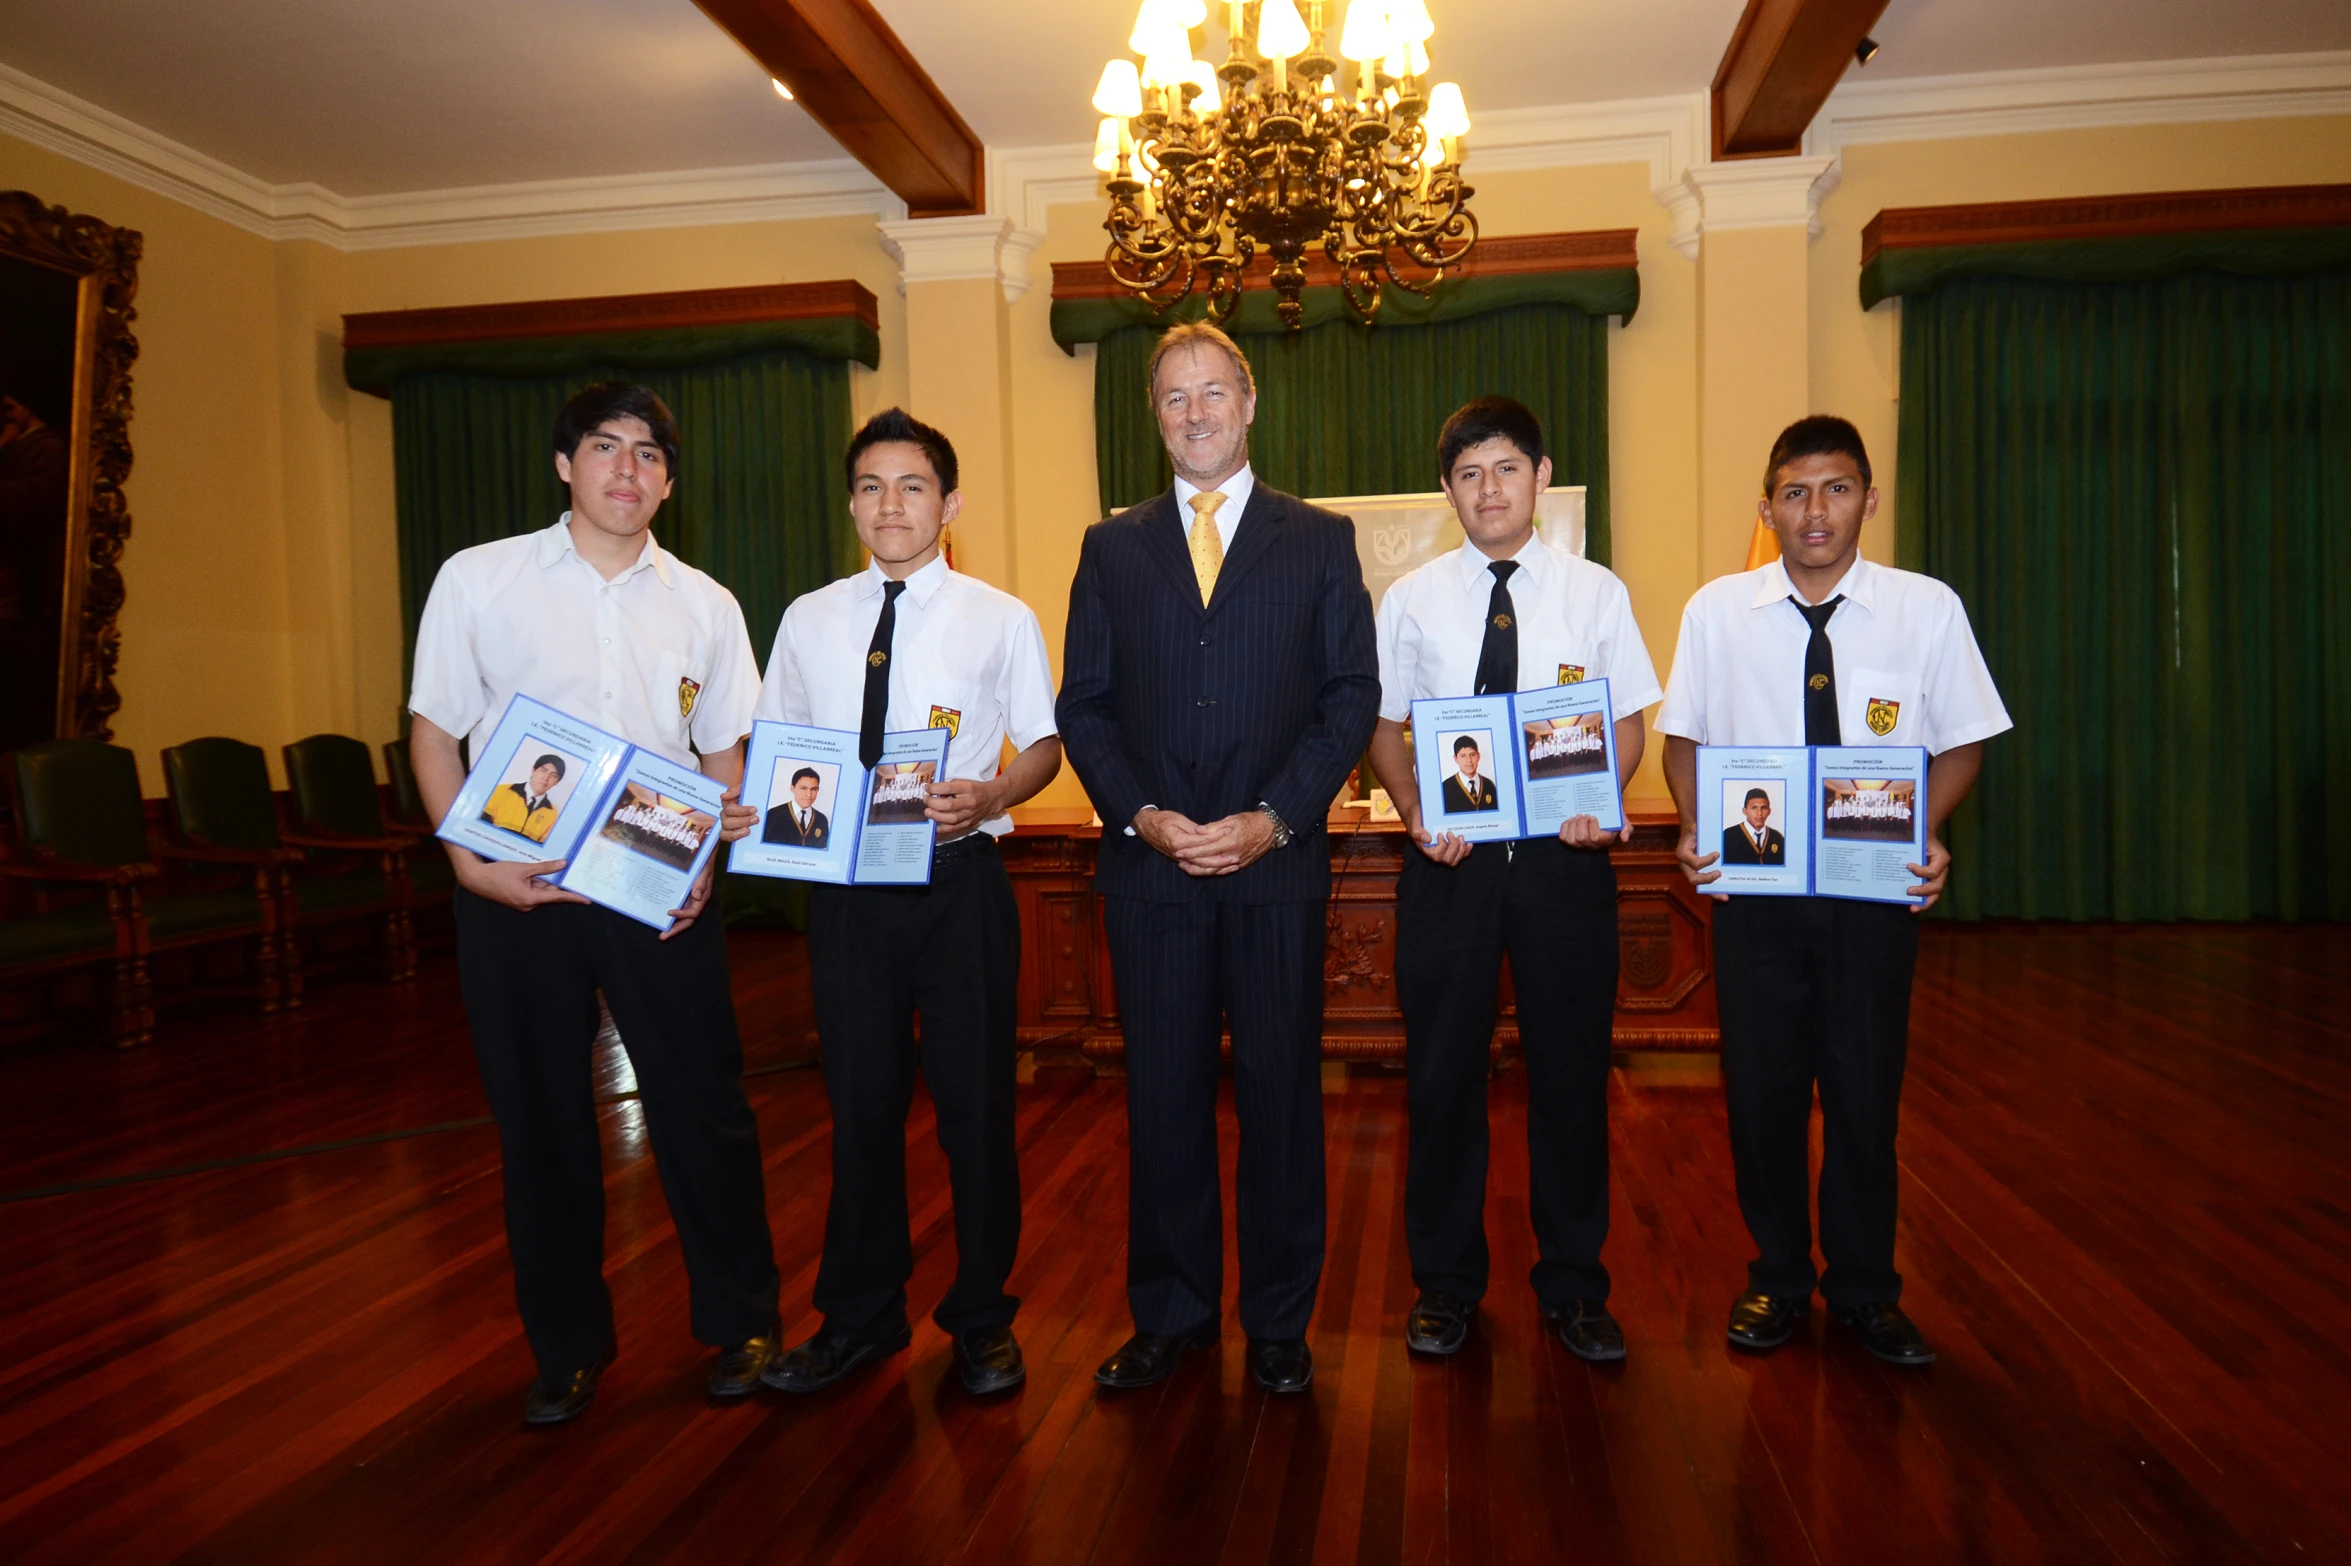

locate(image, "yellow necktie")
(1188, 491), (1226, 605)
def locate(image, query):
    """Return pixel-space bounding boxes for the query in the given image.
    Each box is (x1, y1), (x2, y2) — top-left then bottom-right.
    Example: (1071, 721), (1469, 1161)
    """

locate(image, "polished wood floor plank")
(4, 923), (2348, 1564)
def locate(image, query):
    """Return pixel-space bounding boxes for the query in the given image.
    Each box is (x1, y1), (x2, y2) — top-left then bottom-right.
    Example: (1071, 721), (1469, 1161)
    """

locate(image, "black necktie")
(1795, 595), (1844, 746)
(1473, 560), (1520, 696)
(860, 579), (906, 769)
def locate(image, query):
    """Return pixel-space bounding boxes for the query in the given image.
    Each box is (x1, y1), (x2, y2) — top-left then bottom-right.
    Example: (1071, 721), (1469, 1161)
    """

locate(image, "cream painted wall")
(7, 105), (2348, 811)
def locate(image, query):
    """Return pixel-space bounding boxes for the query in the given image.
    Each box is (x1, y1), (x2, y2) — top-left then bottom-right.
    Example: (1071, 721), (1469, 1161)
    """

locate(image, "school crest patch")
(929, 704), (962, 739)
(1865, 696), (1900, 737)
(678, 676), (701, 717)
(1557, 664), (1585, 684)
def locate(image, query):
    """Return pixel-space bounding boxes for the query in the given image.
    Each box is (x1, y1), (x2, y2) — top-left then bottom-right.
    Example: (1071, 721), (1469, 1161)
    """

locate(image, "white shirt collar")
(1452, 530), (1551, 589)
(1750, 553), (1873, 612)
(1173, 462), (1255, 519)
(856, 549), (952, 608)
(536, 513), (673, 589)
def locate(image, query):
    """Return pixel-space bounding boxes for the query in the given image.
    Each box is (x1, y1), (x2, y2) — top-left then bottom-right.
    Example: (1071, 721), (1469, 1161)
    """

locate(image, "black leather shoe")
(707, 1323), (782, 1399)
(522, 1353), (611, 1426)
(1831, 1300), (1936, 1366)
(1540, 1299), (1627, 1363)
(1094, 1324), (1219, 1390)
(1248, 1337), (1313, 1394)
(956, 1325), (1027, 1395)
(1726, 1289), (1810, 1351)
(760, 1323), (912, 1394)
(1405, 1293), (1476, 1356)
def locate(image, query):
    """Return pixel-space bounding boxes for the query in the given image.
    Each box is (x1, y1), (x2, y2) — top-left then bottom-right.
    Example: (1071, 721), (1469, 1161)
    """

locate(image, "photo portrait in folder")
(728, 719), (951, 886)
(1410, 679), (1624, 843)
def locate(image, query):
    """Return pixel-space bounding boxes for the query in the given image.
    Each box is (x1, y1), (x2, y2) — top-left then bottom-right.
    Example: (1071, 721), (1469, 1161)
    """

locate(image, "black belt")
(932, 831), (999, 870)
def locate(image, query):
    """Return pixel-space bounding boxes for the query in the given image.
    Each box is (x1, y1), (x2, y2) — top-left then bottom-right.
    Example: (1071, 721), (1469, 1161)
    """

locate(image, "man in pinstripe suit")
(1058, 322), (1380, 1395)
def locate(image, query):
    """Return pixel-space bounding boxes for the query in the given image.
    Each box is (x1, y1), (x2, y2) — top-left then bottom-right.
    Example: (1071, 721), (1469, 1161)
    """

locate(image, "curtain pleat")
(1899, 271), (2351, 920)
(1093, 302), (1614, 563)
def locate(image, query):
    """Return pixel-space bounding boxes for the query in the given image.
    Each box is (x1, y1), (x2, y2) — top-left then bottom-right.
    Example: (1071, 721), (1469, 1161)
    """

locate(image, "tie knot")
(1793, 593), (1842, 632)
(1190, 491), (1226, 521)
(1488, 560), (1519, 586)
(881, 578), (906, 603)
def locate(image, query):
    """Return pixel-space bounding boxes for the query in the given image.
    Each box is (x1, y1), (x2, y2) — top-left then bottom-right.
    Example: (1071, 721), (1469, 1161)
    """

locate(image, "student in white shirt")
(755, 409), (1062, 1400)
(1366, 396), (1664, 1364)
(1656, 414), (2011, 1367)
(407, 383), (779, 1425)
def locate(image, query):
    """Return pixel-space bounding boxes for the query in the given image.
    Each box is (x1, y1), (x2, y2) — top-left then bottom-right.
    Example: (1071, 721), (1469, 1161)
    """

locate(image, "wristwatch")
(1257, 801), (1294, 849)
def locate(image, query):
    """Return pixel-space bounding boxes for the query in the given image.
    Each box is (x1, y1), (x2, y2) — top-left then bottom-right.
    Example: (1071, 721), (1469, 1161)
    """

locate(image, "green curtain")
(391, 347), (860, 927)
(1899, 270), (2351, 920)
(1093, 301), (1614, 563)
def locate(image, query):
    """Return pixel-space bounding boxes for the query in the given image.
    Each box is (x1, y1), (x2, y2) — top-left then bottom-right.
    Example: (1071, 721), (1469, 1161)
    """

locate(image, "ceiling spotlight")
(1854, 37), (1879, 66)
(771, 77), (795, 99)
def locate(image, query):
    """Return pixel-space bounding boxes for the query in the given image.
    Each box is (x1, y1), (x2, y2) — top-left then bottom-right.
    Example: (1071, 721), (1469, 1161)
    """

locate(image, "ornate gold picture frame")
(0, 190), (140, 745)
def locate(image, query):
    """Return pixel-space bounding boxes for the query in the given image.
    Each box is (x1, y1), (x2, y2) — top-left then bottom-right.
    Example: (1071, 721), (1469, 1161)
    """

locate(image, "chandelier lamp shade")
(1091, 0), (1478, 329)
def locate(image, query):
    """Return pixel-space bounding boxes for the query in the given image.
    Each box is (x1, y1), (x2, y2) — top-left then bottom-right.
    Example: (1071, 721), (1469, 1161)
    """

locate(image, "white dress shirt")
(1172, 463), (1256, 552)
(1376, 534), (1665, 719)
(757, 553), (1059, 837)
(1655, 556), (2012, 752)
(410, 515), (760, 770)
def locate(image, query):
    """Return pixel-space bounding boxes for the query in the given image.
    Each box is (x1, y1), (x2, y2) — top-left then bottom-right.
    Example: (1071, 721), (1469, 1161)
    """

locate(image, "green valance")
(347, 316), (879, 394)
(1860, 185), (2351, 309)
(1052, 264), (1637, 349)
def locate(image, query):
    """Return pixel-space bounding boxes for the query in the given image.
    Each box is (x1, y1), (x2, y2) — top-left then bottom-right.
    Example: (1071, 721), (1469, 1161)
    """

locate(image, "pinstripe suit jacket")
(1057, 482), (1379, 904)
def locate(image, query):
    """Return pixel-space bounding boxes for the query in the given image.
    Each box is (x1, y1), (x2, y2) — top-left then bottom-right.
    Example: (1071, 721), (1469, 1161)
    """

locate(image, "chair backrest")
(282, 734), (384, 836)
(382, 738), (428, 827)
(163, 737), (283, 851)
(8, 739), (149, 867)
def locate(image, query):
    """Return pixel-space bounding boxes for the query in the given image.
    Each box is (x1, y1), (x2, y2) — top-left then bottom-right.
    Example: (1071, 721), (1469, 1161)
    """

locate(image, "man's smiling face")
(1152, 341), (1255, 489)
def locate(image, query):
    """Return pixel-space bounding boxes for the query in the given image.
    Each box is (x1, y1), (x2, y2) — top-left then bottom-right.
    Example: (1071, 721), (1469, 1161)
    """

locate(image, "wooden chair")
(381, 736), (456, 953)
(160, 737), (307, 1009)
(1, 742), (154, 1047)
(280, 734), (416, 983)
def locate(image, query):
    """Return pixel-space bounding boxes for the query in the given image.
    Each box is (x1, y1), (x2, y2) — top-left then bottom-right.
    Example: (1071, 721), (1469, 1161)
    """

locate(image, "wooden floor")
(2, 923), (2347, 1564)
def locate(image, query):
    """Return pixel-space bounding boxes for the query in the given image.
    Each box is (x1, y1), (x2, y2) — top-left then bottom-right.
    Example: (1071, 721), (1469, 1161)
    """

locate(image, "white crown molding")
(1667, 154), (1842, 260)
(1809, 50), (2351, 156)
(878, 213), (1044, 301)
(5, 51), (2345, 255)
(0, 58), (901, 249)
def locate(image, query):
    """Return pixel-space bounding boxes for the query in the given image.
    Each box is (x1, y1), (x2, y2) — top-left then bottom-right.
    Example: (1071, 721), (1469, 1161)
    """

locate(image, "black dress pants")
(1102, 894), (1328, 1341)
(1711, 895), (1919, 1308)
(454, 890), (780, 1379)
(1395, 837), (1618, 1307)
(806, 836), (1023, 1341)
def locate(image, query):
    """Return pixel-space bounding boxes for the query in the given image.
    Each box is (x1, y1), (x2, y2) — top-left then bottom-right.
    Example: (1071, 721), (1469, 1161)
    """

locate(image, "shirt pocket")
(1841, 667), (1921, 747)
(918, 677), (997, 773)
(654, 648), (701, 754)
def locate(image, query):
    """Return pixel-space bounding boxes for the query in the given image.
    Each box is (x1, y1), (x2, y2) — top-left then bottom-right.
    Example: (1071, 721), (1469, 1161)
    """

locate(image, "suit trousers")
(1103, 894), (1328, 1341)
(1395, 837), (1618, 1307)
(454, 890), (780, 1379)
(806, 838), (1023, 1341)
(1711, 895), (1919, 1308)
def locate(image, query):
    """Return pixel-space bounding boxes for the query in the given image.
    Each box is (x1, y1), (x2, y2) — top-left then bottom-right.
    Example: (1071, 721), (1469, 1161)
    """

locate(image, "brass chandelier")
(1090, 0), (1477, 330)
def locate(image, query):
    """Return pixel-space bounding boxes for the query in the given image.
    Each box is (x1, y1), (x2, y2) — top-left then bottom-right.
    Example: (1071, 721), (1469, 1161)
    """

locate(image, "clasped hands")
(1135, 805), (1278, 876)
(1675, 825), (1952, 912)
(1408, 810), (1630, 866)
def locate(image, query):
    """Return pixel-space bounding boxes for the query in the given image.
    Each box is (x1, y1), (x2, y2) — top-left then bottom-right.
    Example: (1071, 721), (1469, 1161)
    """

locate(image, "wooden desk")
(1000, 804), (1718, 1070)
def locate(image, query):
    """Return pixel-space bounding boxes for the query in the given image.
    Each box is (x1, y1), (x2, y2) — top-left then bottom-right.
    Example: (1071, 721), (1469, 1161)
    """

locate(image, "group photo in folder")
(1695, 745), (1930, 904)
(727, 720), (951, 886)
(433, 695), (727, 930)
(1410, 678), (1625, 844)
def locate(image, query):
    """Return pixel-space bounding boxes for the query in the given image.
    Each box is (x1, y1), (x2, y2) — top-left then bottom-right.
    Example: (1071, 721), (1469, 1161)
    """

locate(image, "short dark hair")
(1744, 788), (1770, 807)
(553, 382), (680, 472)
(1438, 396), (1546, 482)
(791, 767), (820, 787)
(1454, 734), (1481, 755)
(846, 407), (959, 495)
(1763, 415), (1871, 494)
(532, 753), (567, 781)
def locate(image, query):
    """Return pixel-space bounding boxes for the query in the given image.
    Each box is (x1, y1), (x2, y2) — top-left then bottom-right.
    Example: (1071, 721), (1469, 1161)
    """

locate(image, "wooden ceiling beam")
(691, 0), (986, 218)
(1710, 0), (1890, 161)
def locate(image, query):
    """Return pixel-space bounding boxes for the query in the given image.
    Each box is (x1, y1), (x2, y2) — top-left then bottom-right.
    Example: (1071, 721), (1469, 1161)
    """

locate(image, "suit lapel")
(1129, 490), (1206, 612)
(1204, 484), (1286, 616)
